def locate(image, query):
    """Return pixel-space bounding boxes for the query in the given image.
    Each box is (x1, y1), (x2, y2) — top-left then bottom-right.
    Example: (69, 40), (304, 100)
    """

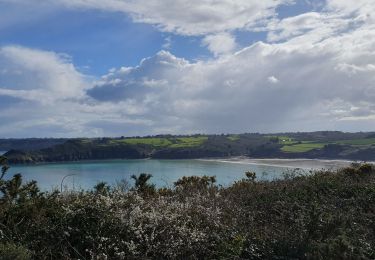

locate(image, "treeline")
(1, 156), (375, 259)
(5, 131), (375, 164)
(0, 138), (67, 151)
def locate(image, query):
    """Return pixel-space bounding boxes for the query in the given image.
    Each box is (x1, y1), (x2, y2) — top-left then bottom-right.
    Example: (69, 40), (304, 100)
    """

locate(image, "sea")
(3, 157), (354, 191)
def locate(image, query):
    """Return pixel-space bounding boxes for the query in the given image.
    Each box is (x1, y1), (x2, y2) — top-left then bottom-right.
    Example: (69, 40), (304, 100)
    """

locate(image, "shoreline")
(198, 157), (362, 170)
(6, 156), (373, 169)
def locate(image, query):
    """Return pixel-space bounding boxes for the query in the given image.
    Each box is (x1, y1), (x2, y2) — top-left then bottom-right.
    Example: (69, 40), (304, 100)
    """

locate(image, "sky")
(0, 0), (374, 138)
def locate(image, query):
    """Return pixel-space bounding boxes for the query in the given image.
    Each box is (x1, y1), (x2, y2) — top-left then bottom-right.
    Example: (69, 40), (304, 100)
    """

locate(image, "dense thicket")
(1, 156), (375, 259)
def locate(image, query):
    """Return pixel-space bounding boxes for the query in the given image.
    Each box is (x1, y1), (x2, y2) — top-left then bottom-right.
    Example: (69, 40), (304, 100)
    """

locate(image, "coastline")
(198, 157), (360, 170)
(6, 155), (370, 169)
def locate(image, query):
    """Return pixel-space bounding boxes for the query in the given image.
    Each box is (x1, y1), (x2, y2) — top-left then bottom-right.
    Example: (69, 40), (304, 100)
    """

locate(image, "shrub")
(174, 175), (216, 193)
(0, 243), (30, 260)
(0, 159), (375, 259)
(131, 173), (156, 195)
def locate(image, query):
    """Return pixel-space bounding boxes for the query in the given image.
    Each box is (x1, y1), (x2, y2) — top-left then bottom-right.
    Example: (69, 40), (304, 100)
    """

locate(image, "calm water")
(5, 158), (352, 191)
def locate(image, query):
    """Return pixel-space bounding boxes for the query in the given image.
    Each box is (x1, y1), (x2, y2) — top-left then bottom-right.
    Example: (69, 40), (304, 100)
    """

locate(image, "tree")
(174, 175), (216, 192)
(0, 156), (40, 203)
(93, 181), (110, 195)
(0, 156), (9, 181)
(131, 173), (155, 194)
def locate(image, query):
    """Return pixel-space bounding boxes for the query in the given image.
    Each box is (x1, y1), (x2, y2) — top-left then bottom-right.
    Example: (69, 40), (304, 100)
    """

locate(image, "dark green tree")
(93, 181), (110, 195)
(131, 173), (155, 194)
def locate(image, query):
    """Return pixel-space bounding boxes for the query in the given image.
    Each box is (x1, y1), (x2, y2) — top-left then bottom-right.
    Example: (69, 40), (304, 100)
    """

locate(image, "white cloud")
(325, 0), (373, 14)
(1, 0), (375, 137)
(267, 12), (325, 42)
(0, 0), (292, 55)
(0, 46), (95, 137)
(55, 0), (291, 35)
(88, 25), (375, 134)
(0, 46), (89, 103)
(202, 33), (237, 56)
(162, 36), (172, 50)
(268, 76), (279, 84)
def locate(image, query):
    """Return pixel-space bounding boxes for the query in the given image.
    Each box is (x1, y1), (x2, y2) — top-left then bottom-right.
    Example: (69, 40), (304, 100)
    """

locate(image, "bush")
(0, 243), (30, 260)
(1, 158), (375, 259)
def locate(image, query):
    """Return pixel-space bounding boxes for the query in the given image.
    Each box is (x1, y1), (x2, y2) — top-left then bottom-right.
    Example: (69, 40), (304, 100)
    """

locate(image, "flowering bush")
(1, 156), (375, 259)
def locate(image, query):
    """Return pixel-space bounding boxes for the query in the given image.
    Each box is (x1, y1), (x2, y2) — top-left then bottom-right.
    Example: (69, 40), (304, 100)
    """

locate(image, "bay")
(4, 158), (353, 191)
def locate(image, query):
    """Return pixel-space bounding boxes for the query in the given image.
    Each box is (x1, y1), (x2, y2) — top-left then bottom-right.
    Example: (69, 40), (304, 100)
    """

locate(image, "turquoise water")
(5, 159), (349, 191)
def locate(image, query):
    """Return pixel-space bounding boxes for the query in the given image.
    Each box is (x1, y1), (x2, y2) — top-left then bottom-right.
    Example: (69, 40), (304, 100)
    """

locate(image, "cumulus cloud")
(88, 30), (375, 134)
(0, 46), (94, 137)
(267, 12), (325, 42)
(0, 46), (189, 137)
(55, 0), (291, 35)
(83, 0), (375, 134)
(0, 46), (89, 103)
(267, 0), (375, 44)
(1, 0), (375, 137)
(0, 0), (292, 55)
(202, 33), (237, 56)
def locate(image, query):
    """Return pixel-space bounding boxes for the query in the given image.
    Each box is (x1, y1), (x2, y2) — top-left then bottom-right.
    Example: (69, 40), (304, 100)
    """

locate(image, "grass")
(169, 136), (208, 148)
(335, 138), (375, 146)
(78, 139), (93, 144)
(266, 135), (297, 145)
(111, 136), (208, 148)
(113, 138), (173, 147)
(281, 137), (375, 153)
(83, 136), (375, 154)
(279, 138), (297, 145)
(281, 142), (326, 153)
(227, 135), (240, 141)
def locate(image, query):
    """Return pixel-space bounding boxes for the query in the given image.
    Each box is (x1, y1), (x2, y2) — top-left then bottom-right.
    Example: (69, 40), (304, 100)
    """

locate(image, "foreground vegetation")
(1, 156), (375, 259)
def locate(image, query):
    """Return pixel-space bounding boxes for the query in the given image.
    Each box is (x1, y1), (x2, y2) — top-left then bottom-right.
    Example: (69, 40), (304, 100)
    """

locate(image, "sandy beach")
(200, 157), (362, 170)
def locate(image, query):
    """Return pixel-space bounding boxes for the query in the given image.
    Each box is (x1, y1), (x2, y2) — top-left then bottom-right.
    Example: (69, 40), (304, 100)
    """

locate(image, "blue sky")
(0, 0), (374, 137)
(1, 5), (210, 75)
(0, 1), (319, 74)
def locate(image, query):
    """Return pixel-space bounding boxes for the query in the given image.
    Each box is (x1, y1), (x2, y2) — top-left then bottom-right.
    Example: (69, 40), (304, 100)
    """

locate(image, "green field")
(227, 135), (240, 141)
(278, 138), (297, 145)
(169, 137), (208, 148)
(111, 136), (208, 148)
(281, 143), (326, 153)
(335, 138), (375, 146)
(79, 139), (93, 144)
(279, 138), (375, 153)
(266, 135), (297, 145)
(115, 138), (172, 147)
(281, 137), (375, 153)
(82, 135), (375, 154)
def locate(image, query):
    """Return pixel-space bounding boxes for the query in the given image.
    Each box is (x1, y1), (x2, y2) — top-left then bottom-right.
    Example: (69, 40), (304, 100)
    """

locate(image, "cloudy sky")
(0, 0), (374, 137)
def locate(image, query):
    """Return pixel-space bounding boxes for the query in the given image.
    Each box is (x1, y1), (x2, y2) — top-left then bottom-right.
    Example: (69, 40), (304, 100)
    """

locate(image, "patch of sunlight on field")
(335, 138), (375, 146)
(112, 136), (208, 148)
(115, 138), (173, 147)
(169, 137), (208, 148)
(227, 135), (240, 141)
(281, 143), (326, 153)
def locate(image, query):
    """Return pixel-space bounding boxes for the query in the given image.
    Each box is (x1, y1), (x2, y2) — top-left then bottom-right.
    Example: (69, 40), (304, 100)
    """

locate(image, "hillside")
(0, 138), (67, 151)
(4, 131), (375, 163)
